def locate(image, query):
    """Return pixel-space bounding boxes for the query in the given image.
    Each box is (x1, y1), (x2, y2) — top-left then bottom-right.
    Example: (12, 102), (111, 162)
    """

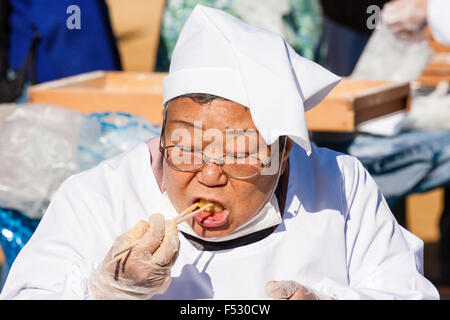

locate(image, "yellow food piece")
(196, 199), (224, 213)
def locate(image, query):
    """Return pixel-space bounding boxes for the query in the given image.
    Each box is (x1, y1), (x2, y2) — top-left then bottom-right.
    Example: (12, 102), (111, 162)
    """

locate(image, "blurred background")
(0, 0), (449, 299)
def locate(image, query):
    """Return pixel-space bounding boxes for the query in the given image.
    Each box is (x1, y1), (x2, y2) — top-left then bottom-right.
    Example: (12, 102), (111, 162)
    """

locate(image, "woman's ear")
(280, 138), (293, 175)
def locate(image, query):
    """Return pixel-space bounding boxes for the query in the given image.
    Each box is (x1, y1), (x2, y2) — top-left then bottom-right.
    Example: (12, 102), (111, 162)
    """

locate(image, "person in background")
(0, 0), (23, 102)
(383, 0), (450, 284)
(382, 0), (450, 45)
(0, 0), (121, 103)
(319, 0), (391, 76)
(319, 0), (450, 76)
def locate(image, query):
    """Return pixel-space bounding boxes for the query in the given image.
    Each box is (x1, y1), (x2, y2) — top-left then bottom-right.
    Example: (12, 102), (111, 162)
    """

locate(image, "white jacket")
(0, 142), (439, 299)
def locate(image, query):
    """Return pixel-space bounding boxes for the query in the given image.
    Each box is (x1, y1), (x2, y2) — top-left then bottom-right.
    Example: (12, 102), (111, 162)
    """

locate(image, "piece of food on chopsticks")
(172, 199), (224, 224)
(197, 199), (224, 213)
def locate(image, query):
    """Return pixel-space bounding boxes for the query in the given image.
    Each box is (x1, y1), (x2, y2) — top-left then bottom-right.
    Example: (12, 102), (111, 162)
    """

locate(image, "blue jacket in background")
(8, 0), (121, 83)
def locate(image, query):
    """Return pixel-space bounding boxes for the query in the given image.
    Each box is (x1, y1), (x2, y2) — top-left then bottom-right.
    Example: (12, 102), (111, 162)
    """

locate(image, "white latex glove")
(382, 0), (428, 34)
(265, 280), (331, 300)
(87, 213), (180, 300)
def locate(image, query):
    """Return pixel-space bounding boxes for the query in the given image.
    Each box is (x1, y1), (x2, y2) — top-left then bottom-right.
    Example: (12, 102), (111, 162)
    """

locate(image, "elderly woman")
(0, 5), (439, 300)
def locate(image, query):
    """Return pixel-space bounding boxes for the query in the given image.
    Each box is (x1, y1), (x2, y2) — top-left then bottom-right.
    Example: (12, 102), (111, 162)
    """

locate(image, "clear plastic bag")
(402, 81), (450, 131)
(0, 104), (83, 219)
(0, 104), (161, 219)
(351, 25), (433, 82)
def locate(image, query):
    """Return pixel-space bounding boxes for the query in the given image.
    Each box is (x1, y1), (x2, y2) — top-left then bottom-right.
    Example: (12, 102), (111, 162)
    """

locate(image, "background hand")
(265, 280), (321, 300)
(382, 0), (428, 35)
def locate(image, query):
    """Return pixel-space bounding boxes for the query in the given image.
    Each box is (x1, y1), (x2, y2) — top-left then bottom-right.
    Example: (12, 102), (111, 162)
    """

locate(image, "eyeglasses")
(158, 117), (287, 180)
(159, 144), (276, 180)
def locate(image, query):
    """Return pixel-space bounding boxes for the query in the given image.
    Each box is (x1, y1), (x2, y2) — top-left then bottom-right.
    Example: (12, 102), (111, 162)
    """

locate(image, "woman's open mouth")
(192, 198), (230, 228)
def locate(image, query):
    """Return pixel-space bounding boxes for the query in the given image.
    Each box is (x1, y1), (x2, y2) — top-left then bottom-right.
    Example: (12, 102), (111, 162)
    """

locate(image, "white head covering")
(163, 5), (341, 155)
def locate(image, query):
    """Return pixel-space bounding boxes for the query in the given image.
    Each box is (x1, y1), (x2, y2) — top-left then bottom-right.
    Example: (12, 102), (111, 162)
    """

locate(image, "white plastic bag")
(402, 81), (450, 131)
(0, 104), (82, 219)
(0, 104), (161, 219)
(351, 25), (432, 82)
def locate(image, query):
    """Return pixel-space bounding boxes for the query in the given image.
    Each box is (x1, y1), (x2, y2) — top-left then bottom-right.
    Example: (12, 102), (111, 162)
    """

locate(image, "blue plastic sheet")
(0, 208), (40, 267)
(78, 112), (161, 171)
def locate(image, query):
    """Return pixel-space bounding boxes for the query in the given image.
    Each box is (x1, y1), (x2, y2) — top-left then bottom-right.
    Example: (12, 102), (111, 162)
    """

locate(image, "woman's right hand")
(87, 213), (180, 300)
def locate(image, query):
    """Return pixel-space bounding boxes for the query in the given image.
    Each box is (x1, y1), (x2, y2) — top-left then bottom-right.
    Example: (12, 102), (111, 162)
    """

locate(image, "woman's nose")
(195, 162), (228, 187)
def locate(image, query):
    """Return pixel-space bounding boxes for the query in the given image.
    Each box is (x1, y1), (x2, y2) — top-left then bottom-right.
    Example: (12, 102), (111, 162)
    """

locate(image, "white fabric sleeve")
(313, 156), (439, 300)
(428, 0), (450, 46)
(0, 177), (109, 300)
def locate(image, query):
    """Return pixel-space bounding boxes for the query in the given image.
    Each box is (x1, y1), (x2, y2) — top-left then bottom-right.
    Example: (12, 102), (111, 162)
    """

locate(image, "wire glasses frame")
(158, 120), (287, 180)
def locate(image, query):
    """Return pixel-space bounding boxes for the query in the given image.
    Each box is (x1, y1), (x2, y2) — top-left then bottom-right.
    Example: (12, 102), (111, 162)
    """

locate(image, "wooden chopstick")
(112, 239), (142, 259)
(172, 203), (213, 224)
(106, 202), (214, 267)
(180, 202), (204, 216)
(106, 240), (141, 267)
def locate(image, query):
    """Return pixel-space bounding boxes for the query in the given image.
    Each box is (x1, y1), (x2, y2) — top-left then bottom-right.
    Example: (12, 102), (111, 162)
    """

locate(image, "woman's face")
(162, 97), (291, 238)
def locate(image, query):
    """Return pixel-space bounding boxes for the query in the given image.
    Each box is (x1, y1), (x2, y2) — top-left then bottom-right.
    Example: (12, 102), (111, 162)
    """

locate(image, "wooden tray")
(428, 36), (450, 54)
(417, 53), (450, 87)
(28, 71), (167, 125)
(29, 72), (410, 132)
(416, 35), (450, 87)
(305, 78), (410, 132)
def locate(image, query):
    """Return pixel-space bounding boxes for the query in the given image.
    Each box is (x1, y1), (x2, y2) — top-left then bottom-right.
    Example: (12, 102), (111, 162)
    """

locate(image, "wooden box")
(417, 35), (450, 87)
(28, 71), (167, 125)
(417, 53), (450, 87)
(29, 72), (410, 132)
(306, 78), (410, 132)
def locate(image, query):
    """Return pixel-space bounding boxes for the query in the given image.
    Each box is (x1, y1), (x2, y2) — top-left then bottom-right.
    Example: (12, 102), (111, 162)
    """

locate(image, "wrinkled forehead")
(163, 94), (255, 132)
(163, 94), (248, 120)
(161, 95), (279, 149)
